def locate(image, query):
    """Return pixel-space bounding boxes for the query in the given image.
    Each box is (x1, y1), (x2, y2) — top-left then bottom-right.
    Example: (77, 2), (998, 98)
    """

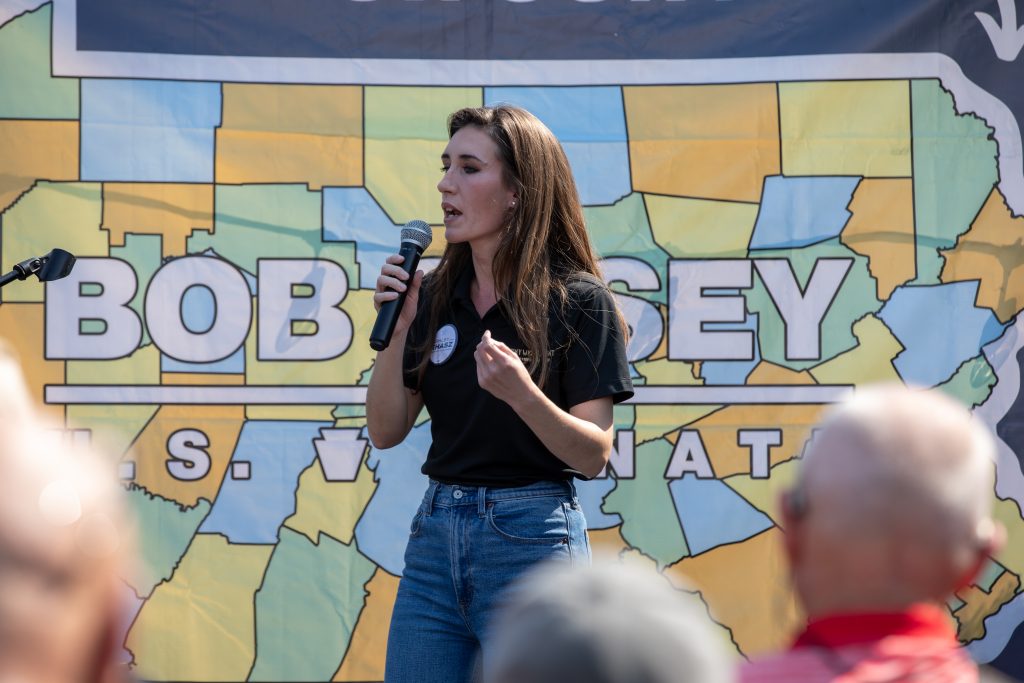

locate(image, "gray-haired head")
(484, 561), (734, 683)
(785, 384), (1003, 615)
(400, 220), (433, 251)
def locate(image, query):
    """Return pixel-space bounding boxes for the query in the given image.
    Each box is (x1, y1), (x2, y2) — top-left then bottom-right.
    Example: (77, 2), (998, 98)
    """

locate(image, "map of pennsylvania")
(2, 3), (1024, 680)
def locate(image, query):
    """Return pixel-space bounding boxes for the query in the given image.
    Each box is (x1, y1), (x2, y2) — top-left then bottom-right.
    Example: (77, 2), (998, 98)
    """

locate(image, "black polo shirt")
(403, 264), (633, 487)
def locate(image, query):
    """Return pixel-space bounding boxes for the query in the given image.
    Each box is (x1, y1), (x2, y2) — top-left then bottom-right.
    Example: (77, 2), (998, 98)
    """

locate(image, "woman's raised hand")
(373, 254), (424, 337)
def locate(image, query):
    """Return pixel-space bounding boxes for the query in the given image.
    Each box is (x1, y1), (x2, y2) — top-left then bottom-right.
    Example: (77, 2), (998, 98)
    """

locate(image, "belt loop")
(568, 479), (579, 501)
(477, 486), (487, 517)
(426, 480), (439, 516)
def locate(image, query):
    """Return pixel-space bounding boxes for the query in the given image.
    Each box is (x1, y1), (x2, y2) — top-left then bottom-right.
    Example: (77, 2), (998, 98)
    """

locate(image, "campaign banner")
(1, 0), (1023, 680)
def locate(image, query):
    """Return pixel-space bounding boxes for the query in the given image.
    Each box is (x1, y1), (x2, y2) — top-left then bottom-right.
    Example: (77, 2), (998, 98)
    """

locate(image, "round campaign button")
(431, 324), (458, 365)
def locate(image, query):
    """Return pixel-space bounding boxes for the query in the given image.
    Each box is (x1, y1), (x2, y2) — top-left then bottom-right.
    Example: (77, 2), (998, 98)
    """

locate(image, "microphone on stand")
(0, 249), (76, 289)
(369, 221), (433, 351)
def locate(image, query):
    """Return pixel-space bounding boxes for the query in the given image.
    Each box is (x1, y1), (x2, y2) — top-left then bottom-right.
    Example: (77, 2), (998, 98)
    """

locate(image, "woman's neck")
(470, 245), (498, 317)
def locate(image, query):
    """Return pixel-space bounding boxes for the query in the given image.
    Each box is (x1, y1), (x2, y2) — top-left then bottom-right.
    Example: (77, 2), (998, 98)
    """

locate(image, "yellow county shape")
(245, 289), (377, 421)
(723, 457), (801, 529)
(809, 315), (903, 386)
(941, 187), (1024, 323)
(645, 194), (758, 258)
(217, 84), (362, 189)
(102, 183), (213, 257)
(780, 80), (911, 178)
(665, 527), (802, 657)
(953, 570), (1020, 643)
(994, 495), (1024, 580)
(746, 360), (818, 385)
(333, 568), (400, 681)
(0, 120), (78, 213)
(365, 87), (481, 224)
(65, 345), (160, 457)
(841, 178), (916, 299)
(688, 401), (825, 478)
(284, 450), (377, 547)
(2, 182), (106, 303)
(129, 374), (246, 508)
(0, 303), (64, 421)
(127, 533), (273, 681)
(624, 84), (780, 203)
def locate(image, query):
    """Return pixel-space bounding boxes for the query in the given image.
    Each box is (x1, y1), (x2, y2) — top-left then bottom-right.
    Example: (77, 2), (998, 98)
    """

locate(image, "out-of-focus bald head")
(0, 344), (129, 683)
(784, 385), (1002, 617)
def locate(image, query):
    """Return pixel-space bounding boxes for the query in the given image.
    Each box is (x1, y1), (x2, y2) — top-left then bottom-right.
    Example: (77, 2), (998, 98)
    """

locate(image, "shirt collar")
(793, 604), (957, 650)
(452, 262), (475, 308)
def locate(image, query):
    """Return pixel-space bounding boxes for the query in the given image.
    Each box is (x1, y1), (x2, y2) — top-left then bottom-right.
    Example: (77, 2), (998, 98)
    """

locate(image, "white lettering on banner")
(665, 430), (715, 479)
(166, 429), (212, 481)
(597, 429), (636, 479)
(42, 256), (854, 377)
(257, 259), (352, 361)
(45, 257), (142, 360)
(600, 257), (663, 362)
(145, 256), (252, 363)
(753, 258), (853, 361)
(668, 259), (753, 361)
(738, 429), (783, 479)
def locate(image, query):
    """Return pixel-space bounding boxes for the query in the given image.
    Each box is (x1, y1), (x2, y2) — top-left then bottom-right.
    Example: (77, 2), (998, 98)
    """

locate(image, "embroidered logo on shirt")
(431, 324), (458, 365)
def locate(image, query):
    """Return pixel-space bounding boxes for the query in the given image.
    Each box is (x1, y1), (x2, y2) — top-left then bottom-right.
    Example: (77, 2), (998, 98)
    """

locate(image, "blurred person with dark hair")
(741, 385), (1005, 683)
(484, 559), (734, 683)
(0, 346), (131, 683)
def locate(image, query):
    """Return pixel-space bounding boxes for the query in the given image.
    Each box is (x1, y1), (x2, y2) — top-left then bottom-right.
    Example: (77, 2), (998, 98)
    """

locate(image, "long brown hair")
(417, 105), (615, 389)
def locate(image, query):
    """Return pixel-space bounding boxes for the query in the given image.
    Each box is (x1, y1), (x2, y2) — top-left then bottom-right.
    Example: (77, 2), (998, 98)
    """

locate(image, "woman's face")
(438, 125), (517, 255)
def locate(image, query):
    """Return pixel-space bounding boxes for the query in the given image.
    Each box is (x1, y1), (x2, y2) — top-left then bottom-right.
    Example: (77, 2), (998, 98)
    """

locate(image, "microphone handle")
(369, 242), (423, 351)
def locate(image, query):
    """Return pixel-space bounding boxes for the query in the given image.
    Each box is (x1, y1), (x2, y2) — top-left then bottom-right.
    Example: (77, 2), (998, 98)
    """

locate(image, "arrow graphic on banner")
(976, 0), (1024, 61)
(313, 428), (368, 482)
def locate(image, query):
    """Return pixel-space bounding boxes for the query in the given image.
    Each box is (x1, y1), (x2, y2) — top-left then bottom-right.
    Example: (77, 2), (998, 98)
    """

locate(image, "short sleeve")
(561, 278), (634, 408)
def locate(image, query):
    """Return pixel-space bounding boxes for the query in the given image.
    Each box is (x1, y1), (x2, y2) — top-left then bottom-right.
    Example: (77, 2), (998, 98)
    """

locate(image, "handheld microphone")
(369, 220), (433, 351)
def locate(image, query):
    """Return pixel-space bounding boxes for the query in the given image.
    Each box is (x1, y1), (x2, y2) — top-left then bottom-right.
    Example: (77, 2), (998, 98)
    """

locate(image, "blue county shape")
(160, 283), (245, 373)
(353, 422), (431, 576)
(116, 581), (144, 665)
(701, 312), (761, 385)
(81, 79), (220, 182)
(669, 473), (774, 556)
(575, 477), (621, 530)
(749, 176), (860, 251)
(878, 282), (1007, 387)
(323, 187), (397, 289)
(485, 87), (631, 205)
(198, 421), (330, 543)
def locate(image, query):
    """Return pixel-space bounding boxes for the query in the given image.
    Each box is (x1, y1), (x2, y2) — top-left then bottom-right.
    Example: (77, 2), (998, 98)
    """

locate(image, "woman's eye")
(463, 166), (478, 174)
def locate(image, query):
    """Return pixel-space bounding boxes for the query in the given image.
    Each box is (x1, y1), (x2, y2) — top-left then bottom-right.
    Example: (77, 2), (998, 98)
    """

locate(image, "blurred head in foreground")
(782, 385), (1004, 617)
(0, 346), (129, 683)
(484, 560), (733, 683)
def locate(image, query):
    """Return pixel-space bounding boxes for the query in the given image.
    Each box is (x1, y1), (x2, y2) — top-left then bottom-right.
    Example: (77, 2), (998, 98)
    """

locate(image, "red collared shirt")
(741, 604), (978, 683)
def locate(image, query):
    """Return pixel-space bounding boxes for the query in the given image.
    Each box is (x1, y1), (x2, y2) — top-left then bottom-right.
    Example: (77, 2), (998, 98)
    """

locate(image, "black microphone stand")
(0, 249), (77, 288)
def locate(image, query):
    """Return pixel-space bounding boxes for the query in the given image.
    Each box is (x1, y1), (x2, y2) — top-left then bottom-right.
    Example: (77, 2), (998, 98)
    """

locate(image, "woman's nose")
(437, 169), (453, 194)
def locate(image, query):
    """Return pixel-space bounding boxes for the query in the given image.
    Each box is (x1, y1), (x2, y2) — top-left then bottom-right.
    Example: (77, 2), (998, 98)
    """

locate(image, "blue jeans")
(383, 479), (591, 683)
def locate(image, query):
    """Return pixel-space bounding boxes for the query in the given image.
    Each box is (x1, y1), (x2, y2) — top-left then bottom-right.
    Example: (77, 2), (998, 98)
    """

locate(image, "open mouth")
(443, 207), (462, 218)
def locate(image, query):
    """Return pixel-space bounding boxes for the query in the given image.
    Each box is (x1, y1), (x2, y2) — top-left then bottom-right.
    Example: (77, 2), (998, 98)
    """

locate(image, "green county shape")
(124, 484), (211, 598)
(585, 193), (672, 303)
(809, 314), (903, 386)
(911, 80), (997, 284)
(284, 452), (377, 546)
(111, 233), (162, 347)
(937, 354), (997, 408)
(746, 239), (882, 372)
(249, 527), (376, 682)
(365, 87), (482, 225)
(2, 182), (107, 303)
(0, 5), (78, 119)
(67, 344), (160, 457)
(188, 184), (357, 279)
(975, 559), (1010, 593)
(602, 437), (689, 568)
(128, 534), (273, 681)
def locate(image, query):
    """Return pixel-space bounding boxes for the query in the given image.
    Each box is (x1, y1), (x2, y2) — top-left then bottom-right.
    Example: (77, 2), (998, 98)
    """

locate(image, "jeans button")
(453, 489), (463, 499)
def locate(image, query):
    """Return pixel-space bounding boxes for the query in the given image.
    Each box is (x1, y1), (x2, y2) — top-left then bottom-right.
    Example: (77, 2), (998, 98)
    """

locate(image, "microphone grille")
(400, 220), (433, 250)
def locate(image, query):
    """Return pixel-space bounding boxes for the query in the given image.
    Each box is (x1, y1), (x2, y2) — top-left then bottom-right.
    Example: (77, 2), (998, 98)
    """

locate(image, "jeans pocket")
(486, 496), (570, 545)
(409, 508), (424, 538)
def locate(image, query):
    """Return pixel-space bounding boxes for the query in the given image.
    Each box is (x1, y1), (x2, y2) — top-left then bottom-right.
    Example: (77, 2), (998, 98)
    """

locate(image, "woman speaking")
(366, 105), (633, 682)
